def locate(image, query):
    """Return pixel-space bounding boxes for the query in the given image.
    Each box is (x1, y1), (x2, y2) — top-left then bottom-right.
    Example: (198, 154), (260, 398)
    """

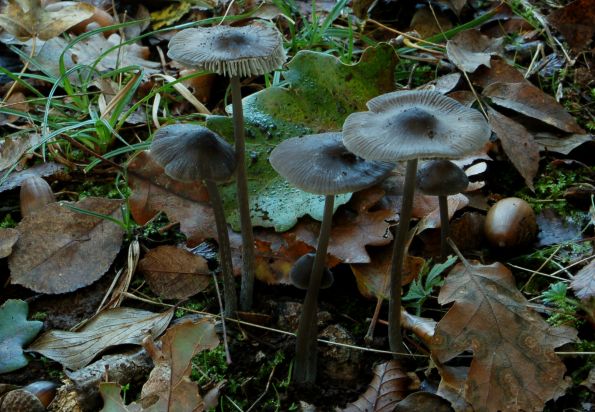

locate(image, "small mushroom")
(0, 381), (58, 412)
(20, 176), (55, 218)
(484, 197), (537, 249)
(342, 90), (491, 356)
(150, 124), (238, 316)
(168, 23), (287, 311)
(270, 132), (393, 384)
(290, 253), (334, 290)
(416, 160), (469, 258)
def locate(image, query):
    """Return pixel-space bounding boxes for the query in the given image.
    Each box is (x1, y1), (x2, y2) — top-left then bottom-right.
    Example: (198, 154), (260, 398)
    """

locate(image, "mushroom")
(20, 176), (55, 218)
(290, 253), (334, 290)
(416, 160), (469, 258)
(168, 23), (286, 311)
(269, 132), (393, 384)
(342, 90), (491, 355)
(149, 124), (238, 316)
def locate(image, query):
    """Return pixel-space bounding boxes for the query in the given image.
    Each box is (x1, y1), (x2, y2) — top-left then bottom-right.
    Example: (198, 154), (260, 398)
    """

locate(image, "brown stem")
(293, 194), (335, 385)
(205, 179), (237, 317)
(230, 75), (256, 311)
(388, 158), (418, 357)
(438, 195), (450, 259)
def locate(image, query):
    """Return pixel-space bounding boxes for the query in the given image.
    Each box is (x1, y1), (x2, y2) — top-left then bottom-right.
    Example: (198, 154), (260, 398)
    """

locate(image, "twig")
(212, 273), (233, 365)
(245, 365), (276, 412)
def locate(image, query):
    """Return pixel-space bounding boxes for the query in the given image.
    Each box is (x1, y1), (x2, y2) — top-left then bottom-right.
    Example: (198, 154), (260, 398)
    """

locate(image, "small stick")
(211, 272), (233, 365)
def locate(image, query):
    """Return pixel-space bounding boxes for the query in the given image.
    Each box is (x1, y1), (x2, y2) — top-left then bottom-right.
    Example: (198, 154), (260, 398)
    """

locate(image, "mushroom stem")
(388, 158), (418, 357)
(205, 179), (238, 317)
(293, 194), (335, 385)
(438, 195), (450, 259)
(230, 75), (257, 311)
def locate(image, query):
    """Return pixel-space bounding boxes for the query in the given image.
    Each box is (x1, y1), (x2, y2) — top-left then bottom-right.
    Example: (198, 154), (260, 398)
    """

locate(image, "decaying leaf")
(570, 259), (595, 300)
(0, 133), (40, 173)
(534, 133), (594, 155)
(351, 245), (425, 299)
(138, 245), (211, 299)
(414, 194), (469, 234)
(0, 228), (19, 258)
(29, 307), (174, 370)
(0, 92), (29, 125)
(487, 107), (540, 191)
(393, 391), (454, 412)
(128, 151), (216, 247)
(547, 0), (595, 51)
(483, 82), (585, 134)
(0, 0), (94, 40)
(436, 365), (473, 412)
(0, 161), (64, 193)
(431, 261), (577, 412)
(446, 30), (503, 73)
(340, 360), (417, 412)
(0, 299), (43, 374)
(470, 57), (525, 89)
(294, 187), (396, 264)
(8, 197), (125, 294)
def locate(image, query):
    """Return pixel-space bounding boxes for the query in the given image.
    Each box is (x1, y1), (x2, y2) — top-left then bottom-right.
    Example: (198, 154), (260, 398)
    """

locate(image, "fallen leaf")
(446, 30), (503, 73)
(0, 0), (94, 40)
(8, 197), (125, 294)
(547, 0), (595, 52)
(206, 43), (399, 232)
(340, 360), (415, 412)
(0, 92), (29, 125)
(393, 391), (454, 412)
(138, 245), (211, 299)
(487, 106), (540, 190)
(431, 261), (577, 412)
(570, 259), (595, 300)
(536, 208), (583, 247)
(294, 187), (396, 264)
(29, 307), (174, 370)
(0, 299), (43, 374)
(0, 161), (64, 193)
(0, 228), (19, 258)
(409, 7), (453, 38)
(436, 365), (473, 412)
(127, 151), (216, 247)
(414, 194), (469, 233)
(470, 57), (526, 88)
(483, 82), (585, 134)
(0, 133), (40, 173)
(351, 245), (425, 299)
(534, 133), (594, 155)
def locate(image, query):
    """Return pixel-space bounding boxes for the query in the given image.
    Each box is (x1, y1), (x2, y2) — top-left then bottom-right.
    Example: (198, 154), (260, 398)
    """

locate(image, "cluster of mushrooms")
(149, 22), (491, 386)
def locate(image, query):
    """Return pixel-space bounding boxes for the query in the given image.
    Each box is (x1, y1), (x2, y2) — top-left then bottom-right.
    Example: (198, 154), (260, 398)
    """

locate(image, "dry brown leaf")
(0, 92), (29, 125)
(295, 187), (396, 264)
(351, 245), (425, 299)
(340, 360), (416, 412)
(470, 57), (525, 89)
(547, 0), (595, 52)
(0, 228), (19, 259)
(431, 261), (577, 412)
(534, 133), (594, 155)
(446, 30), (503, 73)
(487, 106), (540, 191)
(0, 133), (40, 173)
(436, 365), (473, 412)
(483, 81), (585, 134)
(128, 151), (216, 247)
(0, 162), (64, 193)
(393, 391), (454, 412)
(570, 259), (595, 300)
(401, 309), (436, 346)
(0, 0), (94, 40)
(29, 307), (174, 370)
(8, 197), (124, 294)
(414, 194), (469, 234)
(138, 245), (211, 299)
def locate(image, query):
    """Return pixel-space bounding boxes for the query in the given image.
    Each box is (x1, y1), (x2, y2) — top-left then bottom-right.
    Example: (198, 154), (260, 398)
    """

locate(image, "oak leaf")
(431, 261), (577, 412)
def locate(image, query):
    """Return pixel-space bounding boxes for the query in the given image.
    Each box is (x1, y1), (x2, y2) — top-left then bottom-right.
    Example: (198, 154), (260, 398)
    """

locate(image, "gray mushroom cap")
(289, 253), (334, 290)
(342, 90), (491, 161)
(416, 160), (469, 196)
(167, 24), (286, 78)
(150, 124), (236, 183)
(269, 132), (394, 195)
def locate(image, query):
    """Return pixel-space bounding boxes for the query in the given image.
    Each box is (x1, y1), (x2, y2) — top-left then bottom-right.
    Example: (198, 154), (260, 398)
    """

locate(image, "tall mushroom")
(269, 132), (393, 385)
(342, 90), (491, 356)
(149, 124), (238, 316)
(416, 160), (469, 258)
(167, 23), (286, 311)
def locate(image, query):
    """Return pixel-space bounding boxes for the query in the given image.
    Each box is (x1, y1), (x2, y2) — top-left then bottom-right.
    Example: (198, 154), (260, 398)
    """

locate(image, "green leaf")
(0, 299), (43, 373)
(208, 43), (398, 232)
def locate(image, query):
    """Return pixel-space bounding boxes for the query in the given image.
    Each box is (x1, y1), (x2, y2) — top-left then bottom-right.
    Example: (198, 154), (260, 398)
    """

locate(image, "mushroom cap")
(167, 23), (286, 78)
(269, 132), (394, 195)
(342, 90), (491, 161)
(150, 124), (236, 183)
(289, 253), (334, 290)
(416, 160), (469, 196)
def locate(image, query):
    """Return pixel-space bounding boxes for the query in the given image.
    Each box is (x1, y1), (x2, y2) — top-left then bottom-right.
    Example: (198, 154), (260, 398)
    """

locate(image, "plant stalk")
(230, 75), (256, 311)
(205, 179), (237, 317)
(388, 158), (418, 357)
(438, 195), (450, 259)
(293, 194), (335, 385)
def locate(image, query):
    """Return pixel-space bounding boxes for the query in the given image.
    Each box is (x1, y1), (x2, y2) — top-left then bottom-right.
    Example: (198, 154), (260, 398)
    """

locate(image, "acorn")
(0, 381), (58, 412)
(484, 197), (538, 249)
(19, 176), (56, 218)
